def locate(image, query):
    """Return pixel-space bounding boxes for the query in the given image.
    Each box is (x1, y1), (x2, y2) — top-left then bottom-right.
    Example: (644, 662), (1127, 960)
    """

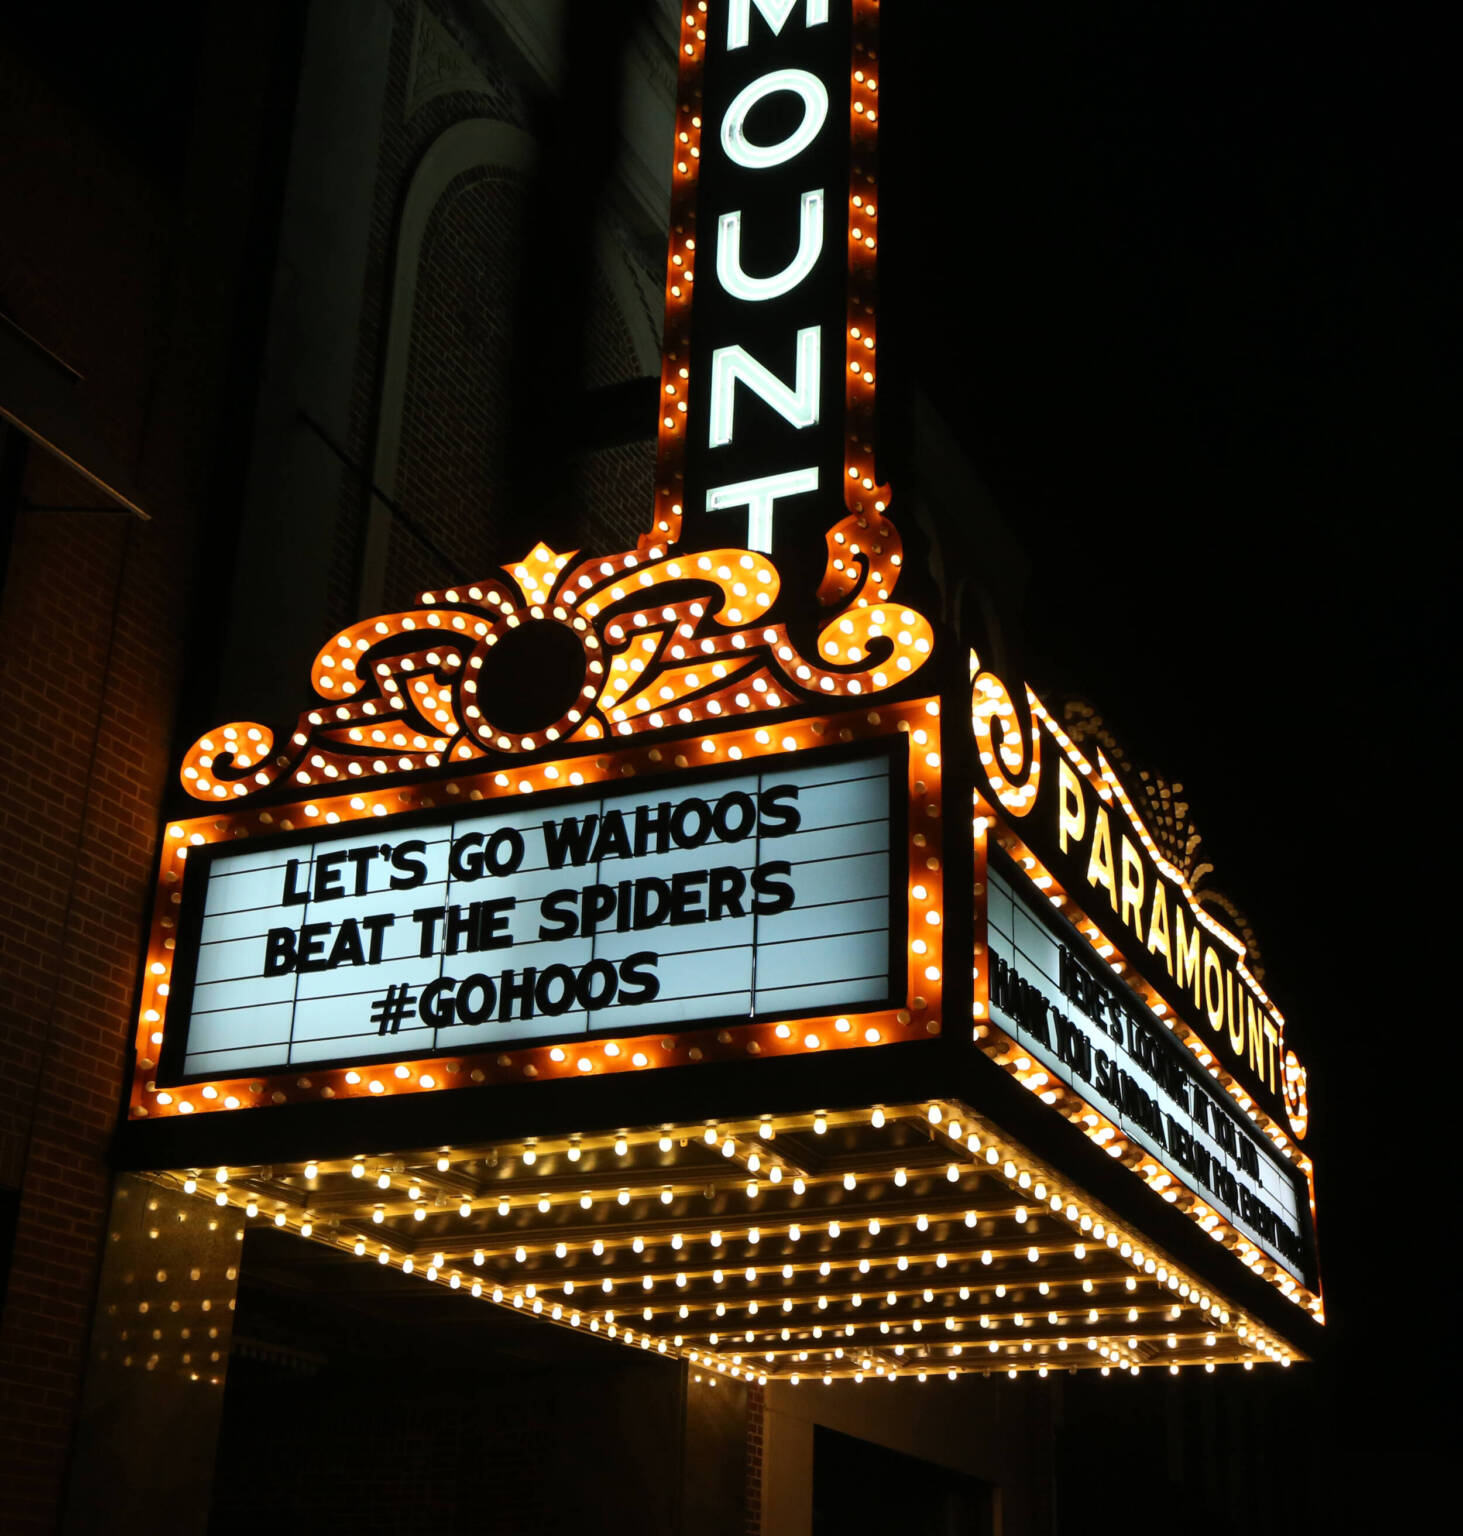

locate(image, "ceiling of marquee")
(144, 1099), (1302, 1385)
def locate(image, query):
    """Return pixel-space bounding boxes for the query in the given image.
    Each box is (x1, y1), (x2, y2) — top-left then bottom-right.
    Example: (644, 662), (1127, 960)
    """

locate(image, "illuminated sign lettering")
(162, 749), (897, 1082)
(972, 665), (1309, 1139)
(679, 0), (855, 603)
(987, 861), (1311, 1280)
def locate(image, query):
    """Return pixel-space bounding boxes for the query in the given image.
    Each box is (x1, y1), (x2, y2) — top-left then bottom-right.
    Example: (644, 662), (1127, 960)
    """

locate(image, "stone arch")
(360, 117), (537, 612)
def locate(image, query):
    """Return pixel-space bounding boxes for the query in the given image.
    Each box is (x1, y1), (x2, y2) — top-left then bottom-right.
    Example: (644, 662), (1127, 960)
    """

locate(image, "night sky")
(891, 1), (1442, 1496)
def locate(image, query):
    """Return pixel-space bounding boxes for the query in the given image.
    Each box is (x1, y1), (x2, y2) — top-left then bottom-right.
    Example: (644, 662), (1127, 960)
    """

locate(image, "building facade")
(2, 5), (1326, 1533)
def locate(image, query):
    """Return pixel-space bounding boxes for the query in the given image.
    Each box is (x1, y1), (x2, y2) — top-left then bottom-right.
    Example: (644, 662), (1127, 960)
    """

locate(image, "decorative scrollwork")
(183, 530), (933, 802)
(1282, 1051), (1309, 1140)
(970, 653), (1041, 815)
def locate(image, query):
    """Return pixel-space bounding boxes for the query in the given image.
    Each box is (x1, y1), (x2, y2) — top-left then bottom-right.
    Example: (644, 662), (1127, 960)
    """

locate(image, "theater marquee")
(130, 701), (943, 1119)
(971, 656), (1320, 1300)
(121, 0), (1321, 1372)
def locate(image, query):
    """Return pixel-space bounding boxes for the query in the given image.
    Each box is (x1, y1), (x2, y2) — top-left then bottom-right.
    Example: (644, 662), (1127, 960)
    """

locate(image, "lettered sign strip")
(987, 859), (1307, 1279)
(130, 699), (945, 1120)
(172, 750), (893, 1081)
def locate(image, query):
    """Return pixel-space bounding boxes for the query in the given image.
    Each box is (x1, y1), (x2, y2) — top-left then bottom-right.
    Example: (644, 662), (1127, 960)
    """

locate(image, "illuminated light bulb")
(722, 1138), (736, 1158)
(658, 1135), (672, 1152)
(350, 1163), (364, 1180)
(498, 1198), (511, 1217)
(377, 1171), (391, 1190)
(813, 1115), (827, 1136)
(615, 1137), (629, 1156)
(522, 1149), (537, 1166)
(894, 1168), (907, 1187)
(436, 1156), (450, 1173)
(617, 1189), (630, 1206)
(870, 1108), (885, 1129)
(843, 1173), (857, 1191)
(303, 1163), (318, 1181)
(215, 1191), (228, 1207)
(792, 1177), (806, 1196)
(828, 1221), (841, 1238)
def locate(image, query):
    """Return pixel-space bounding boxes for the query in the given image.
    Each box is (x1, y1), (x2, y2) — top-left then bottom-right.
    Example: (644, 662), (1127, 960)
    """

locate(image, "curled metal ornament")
(182, 535), (933, 803)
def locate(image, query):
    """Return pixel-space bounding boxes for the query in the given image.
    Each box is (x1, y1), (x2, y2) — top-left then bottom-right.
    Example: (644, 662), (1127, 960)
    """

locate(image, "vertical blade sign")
(655, 2), (888, 634)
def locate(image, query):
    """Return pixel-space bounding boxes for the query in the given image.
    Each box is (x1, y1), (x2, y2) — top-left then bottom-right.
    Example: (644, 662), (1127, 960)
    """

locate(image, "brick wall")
(745, 1378), (765, 1536)
(0, 31), (192, 1518)
(388, 162), (532, 609)
(0, 10), (281, 1527)
(325, 0), (526, 630)
(326, 0), (659, 628)
(0, 474), (194, 1531)
(211, 1371), (559, 1536)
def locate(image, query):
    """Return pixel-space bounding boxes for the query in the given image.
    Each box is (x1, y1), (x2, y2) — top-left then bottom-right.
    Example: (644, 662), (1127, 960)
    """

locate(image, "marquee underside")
(141, 1097), (1303, 1385)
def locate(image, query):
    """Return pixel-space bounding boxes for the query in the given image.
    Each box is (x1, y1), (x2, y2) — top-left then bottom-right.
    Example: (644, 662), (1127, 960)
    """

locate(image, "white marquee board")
(167, 749), (896, 1080)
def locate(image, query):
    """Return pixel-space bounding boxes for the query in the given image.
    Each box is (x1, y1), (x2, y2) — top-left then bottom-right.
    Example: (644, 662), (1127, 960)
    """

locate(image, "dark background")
(881, 2), (1445, 1518)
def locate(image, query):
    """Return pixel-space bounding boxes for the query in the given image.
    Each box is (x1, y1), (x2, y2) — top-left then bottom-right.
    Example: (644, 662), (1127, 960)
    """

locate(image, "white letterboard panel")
(169, 750), (895, 1079)
(987, 861), (1308, 1279)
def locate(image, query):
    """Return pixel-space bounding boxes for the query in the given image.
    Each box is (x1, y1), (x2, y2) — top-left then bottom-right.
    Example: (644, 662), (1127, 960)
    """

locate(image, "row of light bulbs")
(974, 782), (1322, 1320)
(164, 1100), (1293, 1375)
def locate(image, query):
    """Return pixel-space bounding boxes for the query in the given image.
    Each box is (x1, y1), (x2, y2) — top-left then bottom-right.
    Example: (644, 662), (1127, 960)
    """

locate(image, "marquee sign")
(971, 657), (1320, 1309)
(165, 747), (897, 1083)
(657, 0), (890, 597)
(970, 660), (1309, 1140)
(987, 859), (1309, 1280)
(130, 701), (944, 1120)
(126, 0), (1321, 1334)
(676, 0), (862, 609)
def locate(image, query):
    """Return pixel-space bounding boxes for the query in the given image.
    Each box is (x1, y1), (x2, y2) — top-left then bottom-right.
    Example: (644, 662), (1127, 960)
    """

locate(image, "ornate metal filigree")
(183, 518), (932, 802)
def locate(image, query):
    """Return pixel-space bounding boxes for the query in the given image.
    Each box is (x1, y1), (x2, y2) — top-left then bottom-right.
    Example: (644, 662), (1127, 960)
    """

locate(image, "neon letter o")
(721, 68), (829, 170)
